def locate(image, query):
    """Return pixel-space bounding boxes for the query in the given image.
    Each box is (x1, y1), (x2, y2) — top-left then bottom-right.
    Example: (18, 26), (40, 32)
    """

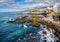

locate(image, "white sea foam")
(23, 25), (28, 28)
(38, 28), (57, 42)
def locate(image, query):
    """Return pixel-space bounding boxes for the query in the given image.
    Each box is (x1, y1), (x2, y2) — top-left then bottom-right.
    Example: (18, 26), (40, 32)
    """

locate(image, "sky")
(0, 0), (60, 12)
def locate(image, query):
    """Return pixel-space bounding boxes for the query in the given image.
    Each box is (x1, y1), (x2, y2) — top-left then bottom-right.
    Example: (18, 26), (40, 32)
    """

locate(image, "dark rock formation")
(27, 23), (40, 28)
(58, 14), (60, 20)
(39, 19), (60, 40)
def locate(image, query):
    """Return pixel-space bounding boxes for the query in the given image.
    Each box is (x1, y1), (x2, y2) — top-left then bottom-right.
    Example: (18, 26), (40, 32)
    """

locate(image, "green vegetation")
(54, 12), (60, 16)
(31, 16), (40, 24)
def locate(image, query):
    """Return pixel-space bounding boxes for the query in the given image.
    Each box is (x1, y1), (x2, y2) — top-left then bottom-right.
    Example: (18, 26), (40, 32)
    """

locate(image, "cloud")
(0, 0), (59, 9)
(0, 0), (20, 8)
(25, 0), (50, 3)
(0, 0), (46, 9)
(0, 0), (60, 12)
(0, 0), (6, 3)
(25, 0), (60, 4)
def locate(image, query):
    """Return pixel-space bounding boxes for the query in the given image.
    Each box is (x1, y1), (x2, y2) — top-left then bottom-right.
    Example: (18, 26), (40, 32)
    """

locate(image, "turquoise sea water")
(0, 13), (43, 42)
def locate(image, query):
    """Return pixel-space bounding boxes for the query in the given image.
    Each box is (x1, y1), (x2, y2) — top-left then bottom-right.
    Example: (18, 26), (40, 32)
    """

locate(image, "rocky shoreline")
(7, 13), (60, 41)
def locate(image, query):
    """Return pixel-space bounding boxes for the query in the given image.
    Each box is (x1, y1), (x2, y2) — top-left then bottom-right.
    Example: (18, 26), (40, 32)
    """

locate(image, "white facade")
(53, 3), (60, 12)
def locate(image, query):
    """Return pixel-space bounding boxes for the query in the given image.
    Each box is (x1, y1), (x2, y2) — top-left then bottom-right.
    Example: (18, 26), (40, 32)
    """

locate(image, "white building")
(53, 3), (60, 12)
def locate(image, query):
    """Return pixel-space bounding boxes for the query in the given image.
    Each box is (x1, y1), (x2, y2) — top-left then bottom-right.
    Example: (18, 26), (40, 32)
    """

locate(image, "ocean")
(0, 13), (40, 42)
(0, 12), (57, 42)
